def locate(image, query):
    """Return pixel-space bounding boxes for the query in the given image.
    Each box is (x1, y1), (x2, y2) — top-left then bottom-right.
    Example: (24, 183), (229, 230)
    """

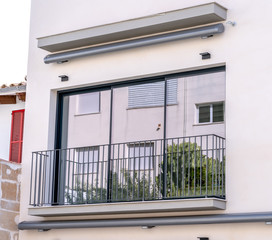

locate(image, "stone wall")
(0, 159), (21, 240)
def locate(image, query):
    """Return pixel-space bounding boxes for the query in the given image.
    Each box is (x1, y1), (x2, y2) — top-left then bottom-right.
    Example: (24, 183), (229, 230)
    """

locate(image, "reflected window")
(76, 147), (99, 174)
(196, 102), (224, 124)
(128, 143), (154, 170)
(77, 92), (100, 114)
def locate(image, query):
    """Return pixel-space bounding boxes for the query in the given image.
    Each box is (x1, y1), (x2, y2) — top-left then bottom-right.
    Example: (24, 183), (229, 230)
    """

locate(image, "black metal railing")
(29, 134), (225, 206)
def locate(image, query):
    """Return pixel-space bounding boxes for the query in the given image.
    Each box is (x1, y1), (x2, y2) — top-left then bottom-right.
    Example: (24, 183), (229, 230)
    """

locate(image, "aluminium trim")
(44, 23), (224, 64)
(18, 212), (272, 231)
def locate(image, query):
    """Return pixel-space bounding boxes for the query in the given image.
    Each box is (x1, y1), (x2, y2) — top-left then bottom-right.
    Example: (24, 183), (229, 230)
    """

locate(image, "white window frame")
(196, 102), (224, 124)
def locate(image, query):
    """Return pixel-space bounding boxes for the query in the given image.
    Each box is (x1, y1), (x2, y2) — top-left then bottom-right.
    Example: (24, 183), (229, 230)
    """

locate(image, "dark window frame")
(53, 66), (226, 203)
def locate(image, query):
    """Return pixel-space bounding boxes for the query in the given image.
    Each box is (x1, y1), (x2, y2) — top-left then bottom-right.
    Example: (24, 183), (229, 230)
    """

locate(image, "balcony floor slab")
(28, 198), (226, 217)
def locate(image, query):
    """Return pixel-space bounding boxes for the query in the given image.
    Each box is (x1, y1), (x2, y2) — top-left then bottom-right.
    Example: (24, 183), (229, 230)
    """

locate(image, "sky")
(0, 0), (31, 85)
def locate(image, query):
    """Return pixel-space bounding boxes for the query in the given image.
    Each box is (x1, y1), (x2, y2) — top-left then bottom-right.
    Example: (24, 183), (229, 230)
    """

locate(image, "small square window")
(196, 102), (224, 124)
(76, 92), (100, 115)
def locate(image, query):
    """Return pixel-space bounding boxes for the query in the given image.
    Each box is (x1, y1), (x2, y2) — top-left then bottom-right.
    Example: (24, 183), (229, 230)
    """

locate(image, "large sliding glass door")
(54, 67), (226, 205)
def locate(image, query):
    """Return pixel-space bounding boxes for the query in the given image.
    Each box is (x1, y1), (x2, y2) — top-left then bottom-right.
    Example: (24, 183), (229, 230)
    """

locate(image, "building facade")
(19, 1), (272, 240)
(0, 83), (26, 163)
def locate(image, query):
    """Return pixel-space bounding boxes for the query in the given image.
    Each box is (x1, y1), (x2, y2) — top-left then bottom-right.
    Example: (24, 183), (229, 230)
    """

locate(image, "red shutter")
(9, 109), (25, 163)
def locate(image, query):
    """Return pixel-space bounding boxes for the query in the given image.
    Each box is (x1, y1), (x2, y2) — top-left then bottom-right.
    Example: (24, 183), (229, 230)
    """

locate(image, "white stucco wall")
(20, 0), (272, 239)
(0, 100), (25, 160)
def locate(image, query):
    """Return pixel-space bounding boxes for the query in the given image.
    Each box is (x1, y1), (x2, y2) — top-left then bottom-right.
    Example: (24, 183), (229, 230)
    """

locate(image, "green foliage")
(157, 142), (225, 197)
(65, 171), (157, 204)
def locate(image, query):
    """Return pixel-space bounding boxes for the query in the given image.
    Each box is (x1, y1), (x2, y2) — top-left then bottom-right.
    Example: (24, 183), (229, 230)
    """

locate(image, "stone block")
(1, 182), (17, 201)
(0, 230), (10, 240)
(0, 210), (19, 231)
(1, 200), (20, 212)
(2, 163), (21, 182)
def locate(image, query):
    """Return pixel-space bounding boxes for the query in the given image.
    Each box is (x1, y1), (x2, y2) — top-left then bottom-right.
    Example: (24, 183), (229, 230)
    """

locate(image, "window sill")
(28, 198), (226, 217)
(127, 103), (177, 110)
(193, 121), (224, 127)
(74, 112), (101, 117)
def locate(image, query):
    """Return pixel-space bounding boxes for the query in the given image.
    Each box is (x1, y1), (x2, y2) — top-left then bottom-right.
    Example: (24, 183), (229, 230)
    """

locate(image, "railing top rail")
(32, 134), (225, 153)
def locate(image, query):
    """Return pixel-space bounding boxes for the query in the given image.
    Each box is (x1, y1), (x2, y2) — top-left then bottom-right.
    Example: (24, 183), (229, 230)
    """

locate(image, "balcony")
(29, 134), (225, 215)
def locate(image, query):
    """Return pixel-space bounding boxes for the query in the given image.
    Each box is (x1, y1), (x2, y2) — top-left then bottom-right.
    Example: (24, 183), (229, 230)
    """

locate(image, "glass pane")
(111, 82), (165, 201)
(60, 90), (110, 204)
(199, 105), (210, 123)
(213, 102), (224, 122)
(61, 90), (110, 148)
(165, 72), (226, 198)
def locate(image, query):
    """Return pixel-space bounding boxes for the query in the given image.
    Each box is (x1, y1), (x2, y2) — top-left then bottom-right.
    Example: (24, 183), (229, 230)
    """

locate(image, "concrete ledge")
(38, 2), (227, 52)
(28, 198), (226, 217)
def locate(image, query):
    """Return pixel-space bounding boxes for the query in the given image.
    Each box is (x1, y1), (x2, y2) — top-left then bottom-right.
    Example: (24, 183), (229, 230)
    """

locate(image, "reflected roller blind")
(128, 79), (177, 108)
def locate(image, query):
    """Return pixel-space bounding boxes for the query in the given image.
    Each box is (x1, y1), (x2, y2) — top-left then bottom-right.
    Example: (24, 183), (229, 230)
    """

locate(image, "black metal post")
(106, 88), (113, 202)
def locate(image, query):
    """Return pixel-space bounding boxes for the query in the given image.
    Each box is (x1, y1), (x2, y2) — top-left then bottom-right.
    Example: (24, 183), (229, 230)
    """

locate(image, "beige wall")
(21, 0), (272, 239)
(0, 159), (21, 240)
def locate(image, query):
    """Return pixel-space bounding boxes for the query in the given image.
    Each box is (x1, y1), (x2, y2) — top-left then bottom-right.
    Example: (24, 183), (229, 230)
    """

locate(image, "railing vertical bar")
(127, 145), (130, 201)
(206, 135), (208, 197)
(29, 153), (34, 205)
(116, 144), (120, 200)
(137, 141), (140, 199)
(194, 136), (196, 196)
(176, 138), (179, 197)
(200, 136), (202, 196)
(188, 137), (191, 196)
(159, 139), (163, 199)
(222, 138), (225, 197)
(217, 137), (220, 195)
(132, 142), (136, 200)
(42, 151), (47, 206)
(48, 150), (53, 205)
(52, 150), (57, 205)
(95, 147), (100, 202)
(121, 144), (125, 200)
(91, 147), (96, 202)
(71, 149), (75, 204)
(100, 146), (105, 201)
(153, 140), (157, 199)
(182, 137), (185, 197)
(215, 136), (218, 195)
(66, 149), (70, 204)
(212, 135), (214, 195)
(37, 152), (43, 205)
(86, 147), (90, 203)
(143, 141), (146, 200)
(170, 139), (173, 197)
(111, 145), (115, 201)
(148, 140), (151, 200)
